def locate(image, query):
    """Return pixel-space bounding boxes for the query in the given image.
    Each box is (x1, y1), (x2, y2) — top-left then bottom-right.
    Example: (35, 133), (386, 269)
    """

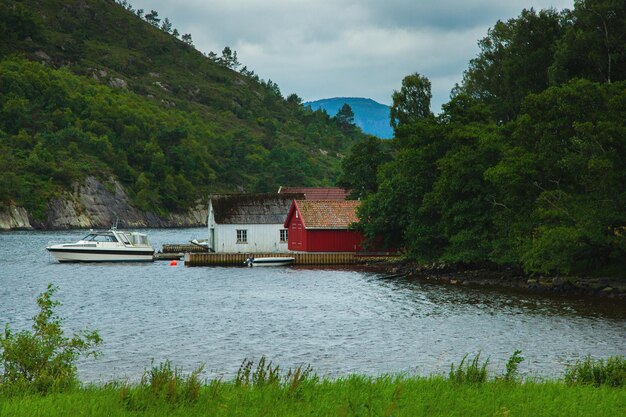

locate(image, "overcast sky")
(129, 0), (574, 112)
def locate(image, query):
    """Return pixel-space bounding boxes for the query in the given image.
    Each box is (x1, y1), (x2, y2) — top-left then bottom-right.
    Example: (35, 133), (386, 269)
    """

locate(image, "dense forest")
(0, 0), (366, 218)
(339, 0), (626, 276)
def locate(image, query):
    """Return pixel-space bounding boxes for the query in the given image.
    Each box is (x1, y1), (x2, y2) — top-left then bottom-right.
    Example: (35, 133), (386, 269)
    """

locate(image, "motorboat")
(190, 239), (212, 251)
(245, 256), (295, 267)
(46, 228), (155, 262)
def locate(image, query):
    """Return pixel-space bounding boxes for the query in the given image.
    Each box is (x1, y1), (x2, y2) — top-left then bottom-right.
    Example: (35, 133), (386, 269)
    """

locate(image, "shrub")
(144, 360), (204, 403)
(235, 356), (315, 395)
(0, 284), (101, 394)
(285, 363), (314, 396)
(502, 350), (524, 382)
(120, 360), (205, 410)
(449, 353), (489, 384)
(564, 355), (626, 387)
(235, 356), (280, 388)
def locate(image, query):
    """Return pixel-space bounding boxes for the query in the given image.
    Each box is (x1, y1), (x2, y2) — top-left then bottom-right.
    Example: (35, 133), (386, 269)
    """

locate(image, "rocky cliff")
(0, 176), (207, 230)
(0, 205), (32, 230)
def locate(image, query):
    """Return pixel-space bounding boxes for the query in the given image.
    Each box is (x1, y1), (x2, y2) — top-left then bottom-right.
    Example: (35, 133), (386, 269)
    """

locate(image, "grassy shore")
(2, 375), (625, 417)
(4, 287), (623, 416)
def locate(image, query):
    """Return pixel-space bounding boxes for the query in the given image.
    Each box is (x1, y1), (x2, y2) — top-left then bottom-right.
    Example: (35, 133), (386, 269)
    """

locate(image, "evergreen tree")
(219, 46), (240, 69)
(144, 10), (160, 26)
(181, 33), (193, 46)
(160, 17), (172, 34)
(335, 103), (355, 132)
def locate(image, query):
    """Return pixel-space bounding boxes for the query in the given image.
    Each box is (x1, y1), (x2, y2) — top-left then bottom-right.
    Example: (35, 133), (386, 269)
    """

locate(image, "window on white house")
(280, 229), (288, 242)
(236, 229), (247, 243)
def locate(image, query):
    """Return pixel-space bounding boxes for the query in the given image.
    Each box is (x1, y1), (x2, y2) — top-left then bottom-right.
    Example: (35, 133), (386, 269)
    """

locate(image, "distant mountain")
(305, 98), (393, 139)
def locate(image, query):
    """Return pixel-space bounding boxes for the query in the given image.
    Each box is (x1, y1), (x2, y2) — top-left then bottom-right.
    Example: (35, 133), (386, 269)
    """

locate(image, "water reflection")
(374, 273), (626, 320)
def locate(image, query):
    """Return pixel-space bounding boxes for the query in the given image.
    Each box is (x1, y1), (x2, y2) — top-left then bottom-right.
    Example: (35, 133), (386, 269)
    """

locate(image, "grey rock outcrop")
(34, 50), (51, 62)
(10, 176), (206, 230)
(109, 77), (128, 89)
(0, 205), (33, 230)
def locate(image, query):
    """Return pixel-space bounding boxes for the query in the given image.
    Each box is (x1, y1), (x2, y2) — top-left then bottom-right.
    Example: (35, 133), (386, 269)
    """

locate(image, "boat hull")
(46, 248), (154, 263)
(250, 257), (295, 267)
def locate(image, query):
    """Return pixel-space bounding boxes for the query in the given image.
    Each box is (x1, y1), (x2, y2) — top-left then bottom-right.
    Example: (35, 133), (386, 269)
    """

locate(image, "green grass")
(1, 376), (624, 417)
(565, 355), (626, 387)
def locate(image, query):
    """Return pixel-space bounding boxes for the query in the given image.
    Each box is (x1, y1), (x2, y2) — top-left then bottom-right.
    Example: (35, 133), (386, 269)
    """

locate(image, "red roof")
(278, 187), (349, 200)
(288, 200), (360, 229)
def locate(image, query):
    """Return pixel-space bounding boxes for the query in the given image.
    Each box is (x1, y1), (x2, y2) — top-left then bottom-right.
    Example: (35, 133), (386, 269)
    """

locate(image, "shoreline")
(3, 222), (624, 302)
(368, 260), (626, 301)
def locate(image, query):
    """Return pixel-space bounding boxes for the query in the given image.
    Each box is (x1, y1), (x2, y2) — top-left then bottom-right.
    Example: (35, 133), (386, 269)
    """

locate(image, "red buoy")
(170, 260), (177, 266)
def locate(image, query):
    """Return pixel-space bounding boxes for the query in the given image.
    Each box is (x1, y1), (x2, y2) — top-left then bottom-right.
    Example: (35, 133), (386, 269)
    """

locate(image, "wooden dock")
(162, 244), (209, 253)
(154, 252), (183, 261)
(184, 252), (392, 267)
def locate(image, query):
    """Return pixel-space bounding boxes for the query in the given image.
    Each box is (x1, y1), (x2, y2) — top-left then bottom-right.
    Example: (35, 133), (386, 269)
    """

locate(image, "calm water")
(1, 228), (625, 383)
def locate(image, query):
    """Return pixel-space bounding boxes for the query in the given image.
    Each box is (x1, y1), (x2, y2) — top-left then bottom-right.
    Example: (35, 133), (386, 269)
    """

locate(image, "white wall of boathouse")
(207, 201), (289, 253)
(210, 224), (288, 253)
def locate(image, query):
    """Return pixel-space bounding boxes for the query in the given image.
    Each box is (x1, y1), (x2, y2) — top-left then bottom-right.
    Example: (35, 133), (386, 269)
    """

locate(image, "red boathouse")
(284, 200), (363, 252)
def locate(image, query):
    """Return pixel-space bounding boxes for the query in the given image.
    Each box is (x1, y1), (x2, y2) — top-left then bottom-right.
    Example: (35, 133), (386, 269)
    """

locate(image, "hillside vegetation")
(341, 1), (626, 277)
(0, 0), (365, 218)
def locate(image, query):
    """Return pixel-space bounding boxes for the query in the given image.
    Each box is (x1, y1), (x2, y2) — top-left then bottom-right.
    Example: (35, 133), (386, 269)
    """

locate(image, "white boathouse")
(207, 193), (303, 253)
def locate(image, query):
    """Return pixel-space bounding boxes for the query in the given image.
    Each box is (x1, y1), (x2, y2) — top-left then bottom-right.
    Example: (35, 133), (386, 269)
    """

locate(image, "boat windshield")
(118, 233), (131, 244)
(130, 233), (149, 245)
(82, 233), (119, 242)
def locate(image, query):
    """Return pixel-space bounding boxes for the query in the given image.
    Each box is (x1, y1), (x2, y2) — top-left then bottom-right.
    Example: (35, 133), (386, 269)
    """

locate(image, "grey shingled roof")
(210, 193), (303, 224)
(278, 186), (349, 200)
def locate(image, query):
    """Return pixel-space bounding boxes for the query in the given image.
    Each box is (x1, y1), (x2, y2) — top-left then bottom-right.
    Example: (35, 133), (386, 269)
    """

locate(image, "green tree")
(0, 0), (42, 47)
(0, 284), (101, 394)
(335, 103), (355, 133)
(358, 119), (443, 251)
(219, 46), (240, 69)
(389, 73), (432, 130)
(144, 10), (160, 26)
(286, 93), (302, 106)
(550, 0), (626, 84)
(487, 80), (626, 273)
(1, 95), (31, 134)
(134, 172), (161, 212)
(338, 136), (390, 199)
(181, 33), (193, 46)
(461, 8), (564, 122)
(406, 94), (502, 264)
(160, 17), (172, 34)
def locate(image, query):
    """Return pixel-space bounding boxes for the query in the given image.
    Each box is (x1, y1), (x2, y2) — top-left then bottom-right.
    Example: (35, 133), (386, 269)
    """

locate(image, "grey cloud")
(126, 0), (574, 111)
(357, 0), (568, 30)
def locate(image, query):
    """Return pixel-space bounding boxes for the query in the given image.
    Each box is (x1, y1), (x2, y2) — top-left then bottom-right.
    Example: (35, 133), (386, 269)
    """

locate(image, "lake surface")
(1, 228), (625, 383)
